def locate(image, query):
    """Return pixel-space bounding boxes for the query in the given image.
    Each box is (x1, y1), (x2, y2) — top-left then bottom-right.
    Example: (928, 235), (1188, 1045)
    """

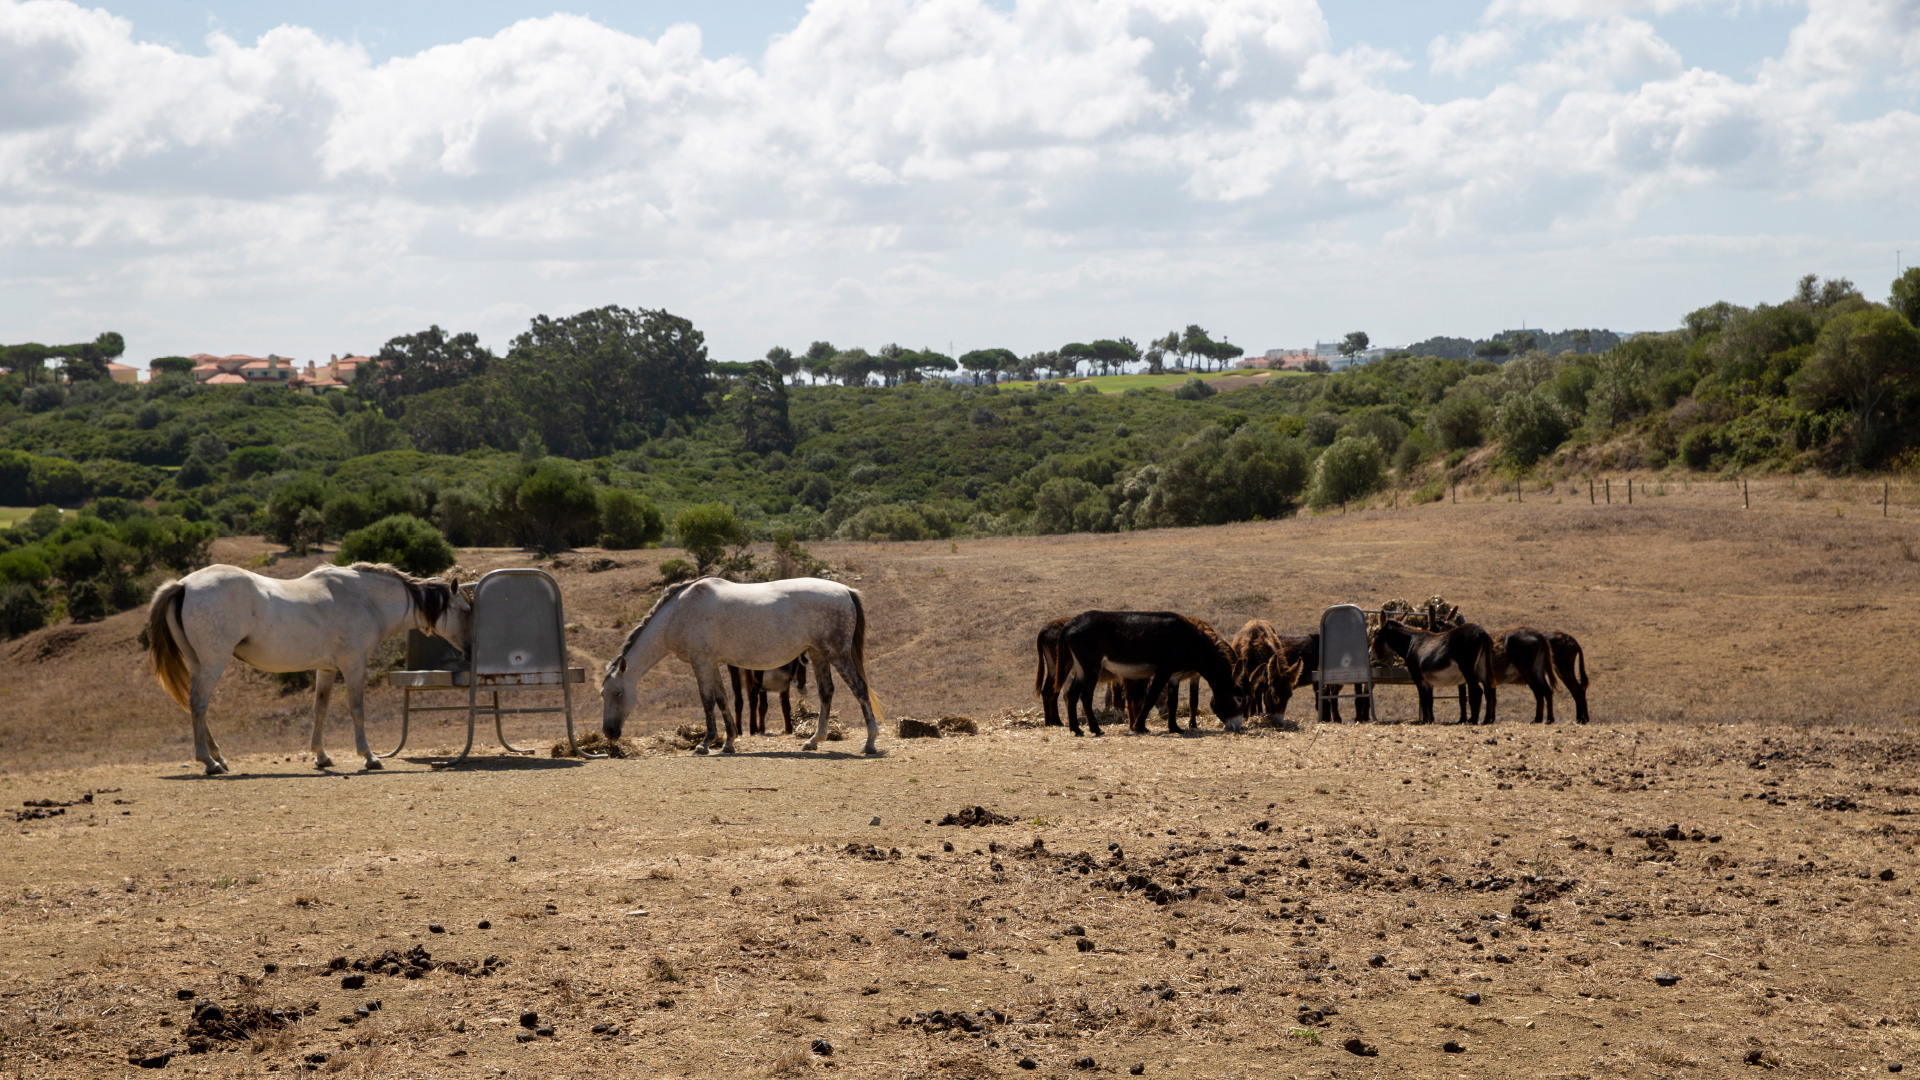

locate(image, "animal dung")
(519, 1011), (540, 1028)
(897, 719), (943, 739)
(1343, 1038), (1378, 1057)
(811, 1038), (833, 1056)
(945, 947), (969, 960)
(340, 974), (365, 990)
(428, 923), (445, 933)
(1654, 973), (1681, 987)
(937, 805), (1013, 827)
(1443, 1040), (1466, 1053)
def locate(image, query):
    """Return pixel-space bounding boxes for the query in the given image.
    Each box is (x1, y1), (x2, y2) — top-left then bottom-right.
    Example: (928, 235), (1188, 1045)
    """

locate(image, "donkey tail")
(146, 580), (193, 711)
(1034, 630), (1054, 698)
(848, 588), (885, 724)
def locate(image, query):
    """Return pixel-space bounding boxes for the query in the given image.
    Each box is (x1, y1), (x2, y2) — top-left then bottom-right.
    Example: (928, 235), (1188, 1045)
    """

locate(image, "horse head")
(423, 576), (472, 656)
(601, 654), (631, 738)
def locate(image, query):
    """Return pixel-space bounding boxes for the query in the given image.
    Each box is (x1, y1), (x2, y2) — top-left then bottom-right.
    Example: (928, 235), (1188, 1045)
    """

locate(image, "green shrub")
(600, 489), (664, 549)
(1345, 412), (1408, 456)
(434, 486), (498, 547)
(658, 557), (696, 584)
(227, 445), (281, 478)
(1307, 436), (1386, 509)
(1429, 394), (1487, 451)
(1303, 412), (1341, 447)
(335, 514), (456, 576)
(1033, 477), (1107, 534)
(1493, 389), (1572, 465)
(0, 583), (47, 639)
(323, 491), (377, 536)
(499, 458), (599, 553)
(674, 503), (745, 571)
(267, 474), (331, 544)
(66, 579), (109, 622)
(837, 502), (932, 541)
(1172, 377), (1216, 401)
(0, 548), (51, 588)
(1680, 426), (1722, 470)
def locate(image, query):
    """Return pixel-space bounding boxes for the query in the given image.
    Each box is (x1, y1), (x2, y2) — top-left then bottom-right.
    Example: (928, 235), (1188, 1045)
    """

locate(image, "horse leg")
(187, 660), (229, 776)
(310, 669), (335, 769)
(779, 690), (793, 735)
(803, 650), (834, 752)
(824, 655), (881, 756)
(699, 664), (736, 754)
(343, 663), (380, 769)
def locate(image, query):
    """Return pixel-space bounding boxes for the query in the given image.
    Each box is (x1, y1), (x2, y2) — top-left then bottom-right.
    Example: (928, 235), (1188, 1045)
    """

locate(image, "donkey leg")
(804, 652), (834, 751)
(1482, 681), (1497, 726)
(343, 664), (381, 769)
(310, 669), (335, 769)
(187, 661), (229, 776)
(1416, 684), (1435, 726)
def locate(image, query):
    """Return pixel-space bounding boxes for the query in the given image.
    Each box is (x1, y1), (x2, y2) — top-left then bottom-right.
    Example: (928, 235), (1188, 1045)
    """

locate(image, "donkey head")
(601, 654), (632, 739)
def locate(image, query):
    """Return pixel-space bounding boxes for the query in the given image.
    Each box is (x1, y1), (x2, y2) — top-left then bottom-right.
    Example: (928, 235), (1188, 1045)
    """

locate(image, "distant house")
(104, 362), (140, 385)
(204, 373), (246, 386)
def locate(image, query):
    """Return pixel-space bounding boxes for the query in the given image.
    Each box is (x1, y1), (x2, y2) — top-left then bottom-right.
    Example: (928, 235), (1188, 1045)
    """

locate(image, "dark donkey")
(1470, 626), (1555, 723)
(1060, 611), (1246, 737)
(728, 656), (809, 736)
(1037, 615), (1128, 727)
(1547, 630), (1591, 724)
(1374, 619), (1497, 725)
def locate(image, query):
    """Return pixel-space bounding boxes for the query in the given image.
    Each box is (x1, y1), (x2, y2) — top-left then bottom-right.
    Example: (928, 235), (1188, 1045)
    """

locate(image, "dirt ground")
(3, 482), (1919, 1078)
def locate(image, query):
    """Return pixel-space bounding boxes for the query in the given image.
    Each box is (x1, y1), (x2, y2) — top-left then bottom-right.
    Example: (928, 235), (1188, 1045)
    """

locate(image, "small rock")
(1654, 973), (1680, 987)
(367, 1000), (382, 1011)
(1443, 1040), (1465, 1054)
(478, 920), (491, 929)
(1464, 992), (1482, 1005)
(946, 948), (969, 960)
(592, 1022), (611, 1034)
(1019, 1057), (1038, 1070)
(1076, 938), (1096, 953)
(508, 855), (517, 862)
(137, 1051), (174, 1069)
(1887, 1063), (1902, 1073)
(1130, 1065), (1145, 1076)
(1343, 1038), (1378, 1057)
(1880, 869), (1896, 881)
(303, 1052), (329, 1064)
(428, 923), (445, 934)
(1067, 924), (1086, 936)
(353, 1005), (370, 1020)
(1367, 953), (1386, 968)
(869, 817), (881, 827)
(515, 1031), (533, 1043)
(174, 988), (195, 1001)
(262, 963), (277, 974)
(1072, 1056), (1097, 1070)
(1745, 1050), (1765, 1065)
(1661, 824), (1681, 840)
(812, 1038), (833, 1056)
(535, 1025), (555, 1038)
(520, 1011), (540, 1028)
(1494, 954), (1513, 964)
(340, 974), (365, 990)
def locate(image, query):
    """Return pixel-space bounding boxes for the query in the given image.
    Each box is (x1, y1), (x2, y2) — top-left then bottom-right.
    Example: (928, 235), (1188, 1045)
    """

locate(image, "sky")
(2, 0), (1917, 368)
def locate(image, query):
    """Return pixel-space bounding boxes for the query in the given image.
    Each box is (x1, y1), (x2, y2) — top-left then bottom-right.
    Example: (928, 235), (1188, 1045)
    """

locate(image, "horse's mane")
(348, 562), (454, 625)
(610, 580), (698, 675)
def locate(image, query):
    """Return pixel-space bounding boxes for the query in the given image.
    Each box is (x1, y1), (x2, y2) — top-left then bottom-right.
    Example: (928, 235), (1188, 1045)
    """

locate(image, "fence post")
(1605, 478), (1611, 504)
(1743, 478), (1749, 509)
(1627, 478), (1633, 504)
(1516, 478), (1522, 503)
(1452, 481), (1457, 504)
(1887, 480), (1892, 518)
(1589, 477), (1595, 505)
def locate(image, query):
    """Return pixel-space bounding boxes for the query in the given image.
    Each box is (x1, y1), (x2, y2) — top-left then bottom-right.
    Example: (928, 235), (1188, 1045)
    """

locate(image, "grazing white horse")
(601, 576), (885, 756)
(146, 563), (471, 775)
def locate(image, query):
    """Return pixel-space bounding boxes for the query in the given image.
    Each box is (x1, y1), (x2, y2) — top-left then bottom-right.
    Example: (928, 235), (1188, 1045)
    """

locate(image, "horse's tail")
(848, 588), (884, 724)
(146, 580), (193, 711)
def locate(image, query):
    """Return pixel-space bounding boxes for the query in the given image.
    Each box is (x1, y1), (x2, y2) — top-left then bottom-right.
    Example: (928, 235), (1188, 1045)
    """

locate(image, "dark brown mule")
(1547, 631), (1591, 723)
(1464, 626), (1554, 723)
(1037, 616), (1126, 727)
(1374, 619), (1497, 725)
(1268, 631), (1363, 723)
(728, 656), (809, 736)
(1231, 621), (1304, 720)
(1060, 611), (1246, 737)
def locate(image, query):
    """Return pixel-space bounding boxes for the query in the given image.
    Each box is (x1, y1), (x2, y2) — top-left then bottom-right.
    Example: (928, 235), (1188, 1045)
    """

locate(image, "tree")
(1792, 307), (1920, 461)
(344, 409), (405, 457)
(728, 360), (794, 453)
(959, 349), (1011, 385)
(1493, 388), (1572, 465)
(1428, 394), (1488, 450)
(500, 306), (713, 457)
(150, 356), (195, 378)
(765, 345), (799, 384)
(497, 458), (600, 553)
(1338, 332), (1370, 363)
(802, 341), (837, 385)
(1474, 340), (1512, 361)
(57, 333), (125, 382)
(1058, 343), (1096, 378)
(360, 325), (493, 415)
(599, 489), (665, 549)
(1891, 267), (1920, 327)
(907, 349), (957, 383)
(1307, 435), (1386, 509)
(1180, 325), (1217, 371)
(674, 503), (745, 573)
(830, 347), (874, 387)
(335, 515), (456, 576)
(1507, 330), (1538, 356)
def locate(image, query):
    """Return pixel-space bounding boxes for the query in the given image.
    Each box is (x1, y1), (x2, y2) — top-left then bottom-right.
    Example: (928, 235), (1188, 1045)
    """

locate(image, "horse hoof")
(722, 744), (737, 755)
(863, 744), (880, 756)
(802, 740), (819, 751)
(203, 762), (227, 776)
(363, 759), (383, 771)
(695, 745), (710, 756)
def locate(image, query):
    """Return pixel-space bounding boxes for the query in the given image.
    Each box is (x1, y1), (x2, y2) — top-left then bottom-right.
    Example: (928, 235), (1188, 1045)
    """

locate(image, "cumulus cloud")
(0, 0), (1914, 358)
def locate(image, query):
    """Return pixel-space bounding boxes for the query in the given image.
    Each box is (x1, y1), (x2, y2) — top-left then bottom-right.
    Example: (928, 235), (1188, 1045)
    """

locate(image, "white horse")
(146, 563), (471, 775)
(601, 576), (885, 756)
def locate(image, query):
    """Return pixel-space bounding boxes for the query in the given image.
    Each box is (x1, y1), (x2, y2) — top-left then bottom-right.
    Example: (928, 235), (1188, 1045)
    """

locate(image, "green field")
(0, 506), (46, 528)
(996, 368), (1304, 393)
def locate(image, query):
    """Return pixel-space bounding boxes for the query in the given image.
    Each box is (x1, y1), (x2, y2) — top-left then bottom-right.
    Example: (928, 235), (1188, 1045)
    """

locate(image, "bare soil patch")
(3, 492), (1918, 1077)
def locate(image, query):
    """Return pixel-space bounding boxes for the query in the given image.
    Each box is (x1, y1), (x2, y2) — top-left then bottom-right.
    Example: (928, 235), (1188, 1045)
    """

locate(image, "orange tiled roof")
(204, 373), (247, 385)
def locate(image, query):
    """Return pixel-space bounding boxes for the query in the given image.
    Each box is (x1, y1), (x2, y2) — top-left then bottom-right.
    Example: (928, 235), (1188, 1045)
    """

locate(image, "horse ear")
(614, 655), (627, 675)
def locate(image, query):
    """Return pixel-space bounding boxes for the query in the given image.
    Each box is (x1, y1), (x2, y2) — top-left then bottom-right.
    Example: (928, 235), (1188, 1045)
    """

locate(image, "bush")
(674, 503), (745, 571)
(1345, 412), (1408, 456)
(658, 557), (696, 584)
(335, 514), (457, 576)
(434, 486), (497, 547)
(267, 474), (331, 544)
(1303, 412), (1341, 447)
(1493, 389), (1572, 466)
(323, 491), (377, 536)
(1429, 394), (1487, 451)
(227, 445), (281, 478)
(1680, 426), (1723, 470)
(1172, 377), (1217, 401)
(500, 458), (599, 553)
(0, 583), (47, 639)
(0, 548), (53, 588)
(66, 579), (109, 622)
(600, 489), (664, 549)
(837, 502), (932, 541)
(1033, 477), (1108, 534)
(1307, 436), (1386, 509)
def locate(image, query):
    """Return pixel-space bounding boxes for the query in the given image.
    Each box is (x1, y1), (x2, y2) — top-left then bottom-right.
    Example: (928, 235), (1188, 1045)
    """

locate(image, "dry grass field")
(3, 483), (1918, 1078)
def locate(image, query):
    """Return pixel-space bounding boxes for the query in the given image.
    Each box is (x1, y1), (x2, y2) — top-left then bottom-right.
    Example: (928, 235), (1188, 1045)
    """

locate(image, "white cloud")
(0, 0), (1914, 360)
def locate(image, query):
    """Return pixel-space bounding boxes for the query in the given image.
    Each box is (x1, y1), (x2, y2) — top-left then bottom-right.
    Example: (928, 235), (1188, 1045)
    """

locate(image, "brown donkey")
(1548, 630), (1591, 723)
(1374, 619), (1497, 725)
(1060, 611), (1247, 737)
